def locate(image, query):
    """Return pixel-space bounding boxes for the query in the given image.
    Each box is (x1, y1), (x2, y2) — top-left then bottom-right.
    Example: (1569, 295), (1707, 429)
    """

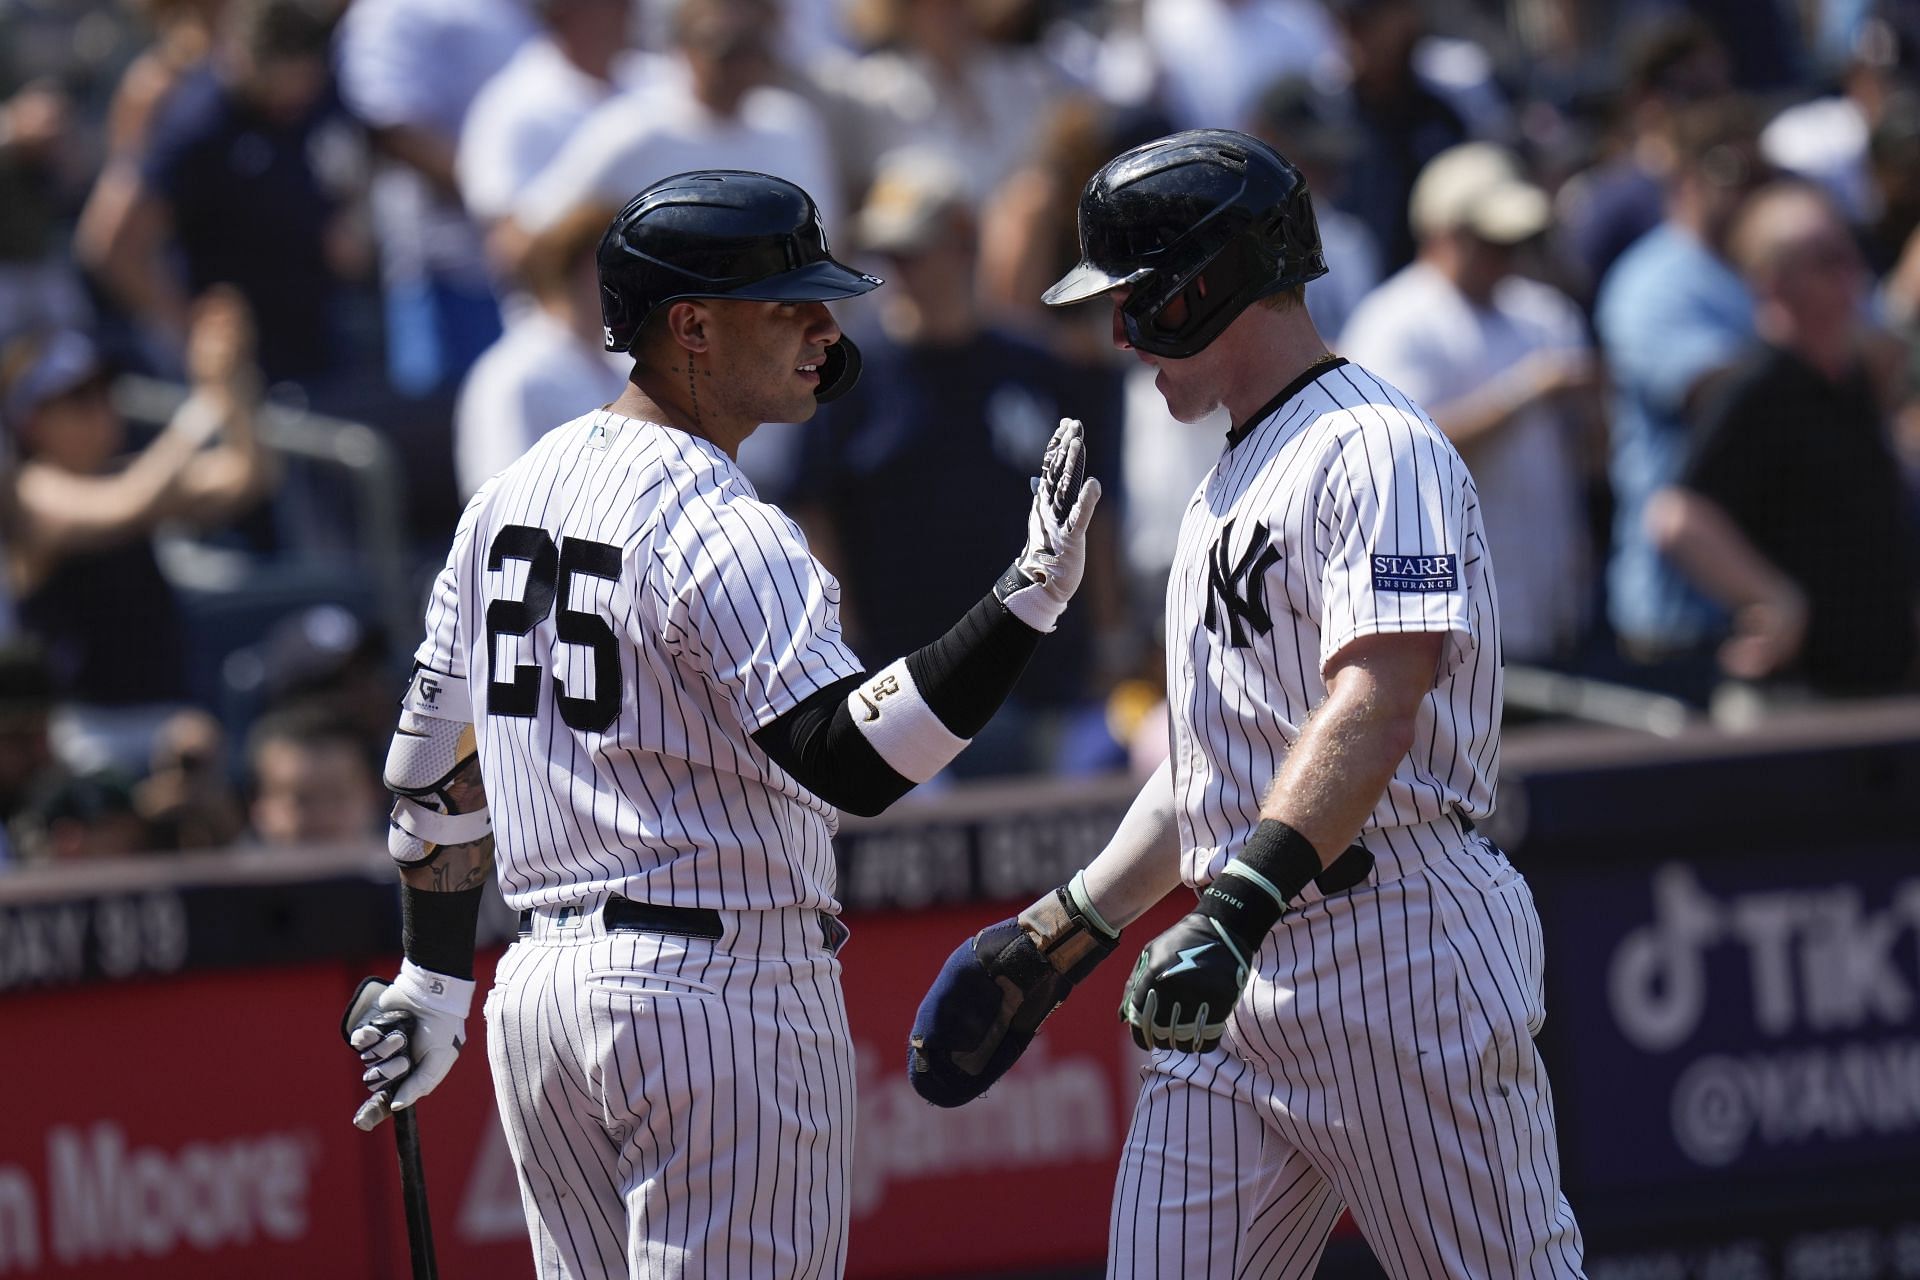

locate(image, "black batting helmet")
(597, 170), (882, 402)
(1042, 129), (1326, 358)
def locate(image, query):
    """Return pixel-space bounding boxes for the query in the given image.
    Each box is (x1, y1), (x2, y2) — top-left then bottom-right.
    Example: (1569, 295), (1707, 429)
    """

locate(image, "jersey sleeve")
(1314, 410), (1476, 679)
(654, 491), (866, 732)
(411, 480), (498, 689)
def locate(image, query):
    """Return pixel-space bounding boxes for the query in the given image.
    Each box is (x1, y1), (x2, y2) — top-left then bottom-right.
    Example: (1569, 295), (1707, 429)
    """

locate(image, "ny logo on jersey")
(1204, 519), (1282, 647)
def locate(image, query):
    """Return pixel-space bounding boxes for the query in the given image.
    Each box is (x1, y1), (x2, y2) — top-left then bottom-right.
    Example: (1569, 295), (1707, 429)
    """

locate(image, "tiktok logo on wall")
(1605, 864), (1920, 1167)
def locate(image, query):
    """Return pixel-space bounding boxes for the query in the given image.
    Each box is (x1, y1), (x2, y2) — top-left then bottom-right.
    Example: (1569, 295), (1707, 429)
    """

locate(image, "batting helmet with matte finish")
(1043, 129), (1326, 358)
(598, 170), (882, 401)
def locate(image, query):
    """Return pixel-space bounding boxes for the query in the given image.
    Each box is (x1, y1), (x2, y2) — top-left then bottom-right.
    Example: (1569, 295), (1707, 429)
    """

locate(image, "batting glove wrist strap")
(993, 418), (1101, 634)
(391, 959), (476, 1017)
(1197, 818), (1323, 938)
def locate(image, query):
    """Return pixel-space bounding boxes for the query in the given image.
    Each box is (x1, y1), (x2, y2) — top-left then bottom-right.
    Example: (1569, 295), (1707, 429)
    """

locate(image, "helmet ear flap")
(813, 335), (862, 403)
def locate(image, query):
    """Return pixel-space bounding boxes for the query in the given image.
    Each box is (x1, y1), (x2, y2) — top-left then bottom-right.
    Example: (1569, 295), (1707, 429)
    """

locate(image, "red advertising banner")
(0, 898), (1198, 1279)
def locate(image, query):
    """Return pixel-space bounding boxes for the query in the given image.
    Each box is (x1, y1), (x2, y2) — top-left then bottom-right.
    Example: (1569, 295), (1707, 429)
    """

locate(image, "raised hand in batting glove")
(909, 871), (1121, 1106)
(341, 960), (474, 1130)
(995, 417), (1101, 633)
(1121, 819), (1341, 1053)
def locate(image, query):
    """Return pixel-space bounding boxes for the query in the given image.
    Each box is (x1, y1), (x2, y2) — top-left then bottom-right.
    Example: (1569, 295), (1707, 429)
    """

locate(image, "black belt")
(1314, 844), (1375, 896)
(1313, 812), (1475, 897)
(516, 896), (849, 953)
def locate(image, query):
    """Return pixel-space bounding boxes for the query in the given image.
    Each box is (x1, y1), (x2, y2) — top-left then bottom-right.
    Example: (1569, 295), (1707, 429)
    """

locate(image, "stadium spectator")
(0, 290), (276, 767)
(786, 153), (1126, 776)
(132, 707), (246, 850)
(456, 0), (661, 273)
(72, 0), (227, 358)
(1595, 97), (1766, 699)
(1648, 182), (1919, 698)
(0, 79), (89, 348)
(977, 98), (1172, 357)
(1141, 0), (1341, 132)
(10, 768), (150, 863)
(456, 204), (626, 498)
(1250, 74), (1383, 343)
(832, 0), (1070, 203)
(1555, 14), (1732, 300)
(1342, 143), (1597, 666)
(1326, 0), (1476, 272)
(1761, 10), (1915, 224)
(508, 0), (839, 241)
(78, 0), (355, 387)
(0, 644), (58, 868)
(247, 603), (396, 755)
(336, 0), (533, 396)
(246, 702), (384, 846)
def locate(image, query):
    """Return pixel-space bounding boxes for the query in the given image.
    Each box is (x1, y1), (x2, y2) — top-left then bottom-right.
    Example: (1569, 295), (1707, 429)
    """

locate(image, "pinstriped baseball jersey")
(414, 407), (863, 915)
(1163, 358), (1502, 889)
(1110, 356), (1584, 1278)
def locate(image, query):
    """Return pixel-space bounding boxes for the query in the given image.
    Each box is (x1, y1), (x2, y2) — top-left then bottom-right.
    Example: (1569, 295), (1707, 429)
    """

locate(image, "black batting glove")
(1119, 819), (1325, 1054)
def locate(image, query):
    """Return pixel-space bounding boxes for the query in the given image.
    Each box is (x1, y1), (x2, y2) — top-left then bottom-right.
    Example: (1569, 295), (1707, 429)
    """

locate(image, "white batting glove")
(344, 960), (474, 1131)
(996, 417), (1102, 633)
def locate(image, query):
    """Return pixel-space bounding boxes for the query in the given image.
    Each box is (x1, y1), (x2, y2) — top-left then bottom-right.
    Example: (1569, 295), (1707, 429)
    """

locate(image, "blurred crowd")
(1, 0), (1918, 867)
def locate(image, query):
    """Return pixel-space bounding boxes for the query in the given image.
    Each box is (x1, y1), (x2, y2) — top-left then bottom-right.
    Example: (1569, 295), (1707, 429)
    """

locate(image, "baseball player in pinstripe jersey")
(340, 170), (1100, 1278)
(910, 131), (1588, 1277)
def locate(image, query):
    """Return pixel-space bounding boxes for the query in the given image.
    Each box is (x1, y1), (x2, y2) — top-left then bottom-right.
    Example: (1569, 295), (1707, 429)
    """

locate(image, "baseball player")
(909, 131), (1588, 1277)
(341, 169), (1099, 1278)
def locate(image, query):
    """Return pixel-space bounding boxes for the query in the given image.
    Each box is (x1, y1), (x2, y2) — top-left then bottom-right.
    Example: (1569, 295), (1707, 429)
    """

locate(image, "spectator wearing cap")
(1249, 74), (1382, 343)
(1596, 97), (1769, 696)
(457, 0), (665, 274)
(1648, 182), (1919, 700)
(79, 0), (357, 387)
(336, 0), (534, 397)
(455, 203), (628, 498)
(243, 602), (395, 751)
(246, 702), (385, 846)
(506, 0), (839, 243)
(11, 768), (151, 863)
(0, 291), (276, 767)
(783, 152), (1127, 777)
(1341, 143), (1598, 667)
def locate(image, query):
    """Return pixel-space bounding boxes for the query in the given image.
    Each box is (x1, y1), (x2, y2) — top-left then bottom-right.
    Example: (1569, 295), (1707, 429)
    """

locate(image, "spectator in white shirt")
(1142, 0), (1342, 131)
(458, 0), (669, 272)
(1341, 143), (1600, 665)
(508, 0), (840, 241)
(454, 203), (627, 498)
(335, 0), (534, 396)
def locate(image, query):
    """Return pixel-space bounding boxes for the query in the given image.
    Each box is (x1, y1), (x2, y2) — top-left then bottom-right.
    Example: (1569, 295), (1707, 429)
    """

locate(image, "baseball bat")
(343, 977), (440, 1280)
(393, 1107), (439, 1280)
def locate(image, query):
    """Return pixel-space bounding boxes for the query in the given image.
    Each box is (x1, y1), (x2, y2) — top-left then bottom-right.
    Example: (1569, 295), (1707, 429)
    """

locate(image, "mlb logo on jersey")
(1372, 553), (1457, 593)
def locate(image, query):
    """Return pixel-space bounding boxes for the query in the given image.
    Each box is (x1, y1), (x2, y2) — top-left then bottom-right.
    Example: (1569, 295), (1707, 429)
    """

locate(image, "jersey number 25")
(484, 524), (622, 732)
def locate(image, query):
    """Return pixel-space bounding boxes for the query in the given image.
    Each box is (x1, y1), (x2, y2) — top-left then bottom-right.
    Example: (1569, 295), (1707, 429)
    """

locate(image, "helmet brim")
(1041, 260), (1144, 307)
(724, 258), (884, 303)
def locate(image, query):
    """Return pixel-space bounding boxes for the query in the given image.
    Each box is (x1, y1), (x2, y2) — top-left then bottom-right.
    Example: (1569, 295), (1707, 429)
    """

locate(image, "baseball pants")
(485, 903), (854, 1279)
(1109, 823), (1587, 1278)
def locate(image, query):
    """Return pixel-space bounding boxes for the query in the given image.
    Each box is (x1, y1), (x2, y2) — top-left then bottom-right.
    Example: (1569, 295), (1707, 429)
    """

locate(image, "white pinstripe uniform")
(1111, 359), (1586, 1277)
(414, 407), (861, 1278)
